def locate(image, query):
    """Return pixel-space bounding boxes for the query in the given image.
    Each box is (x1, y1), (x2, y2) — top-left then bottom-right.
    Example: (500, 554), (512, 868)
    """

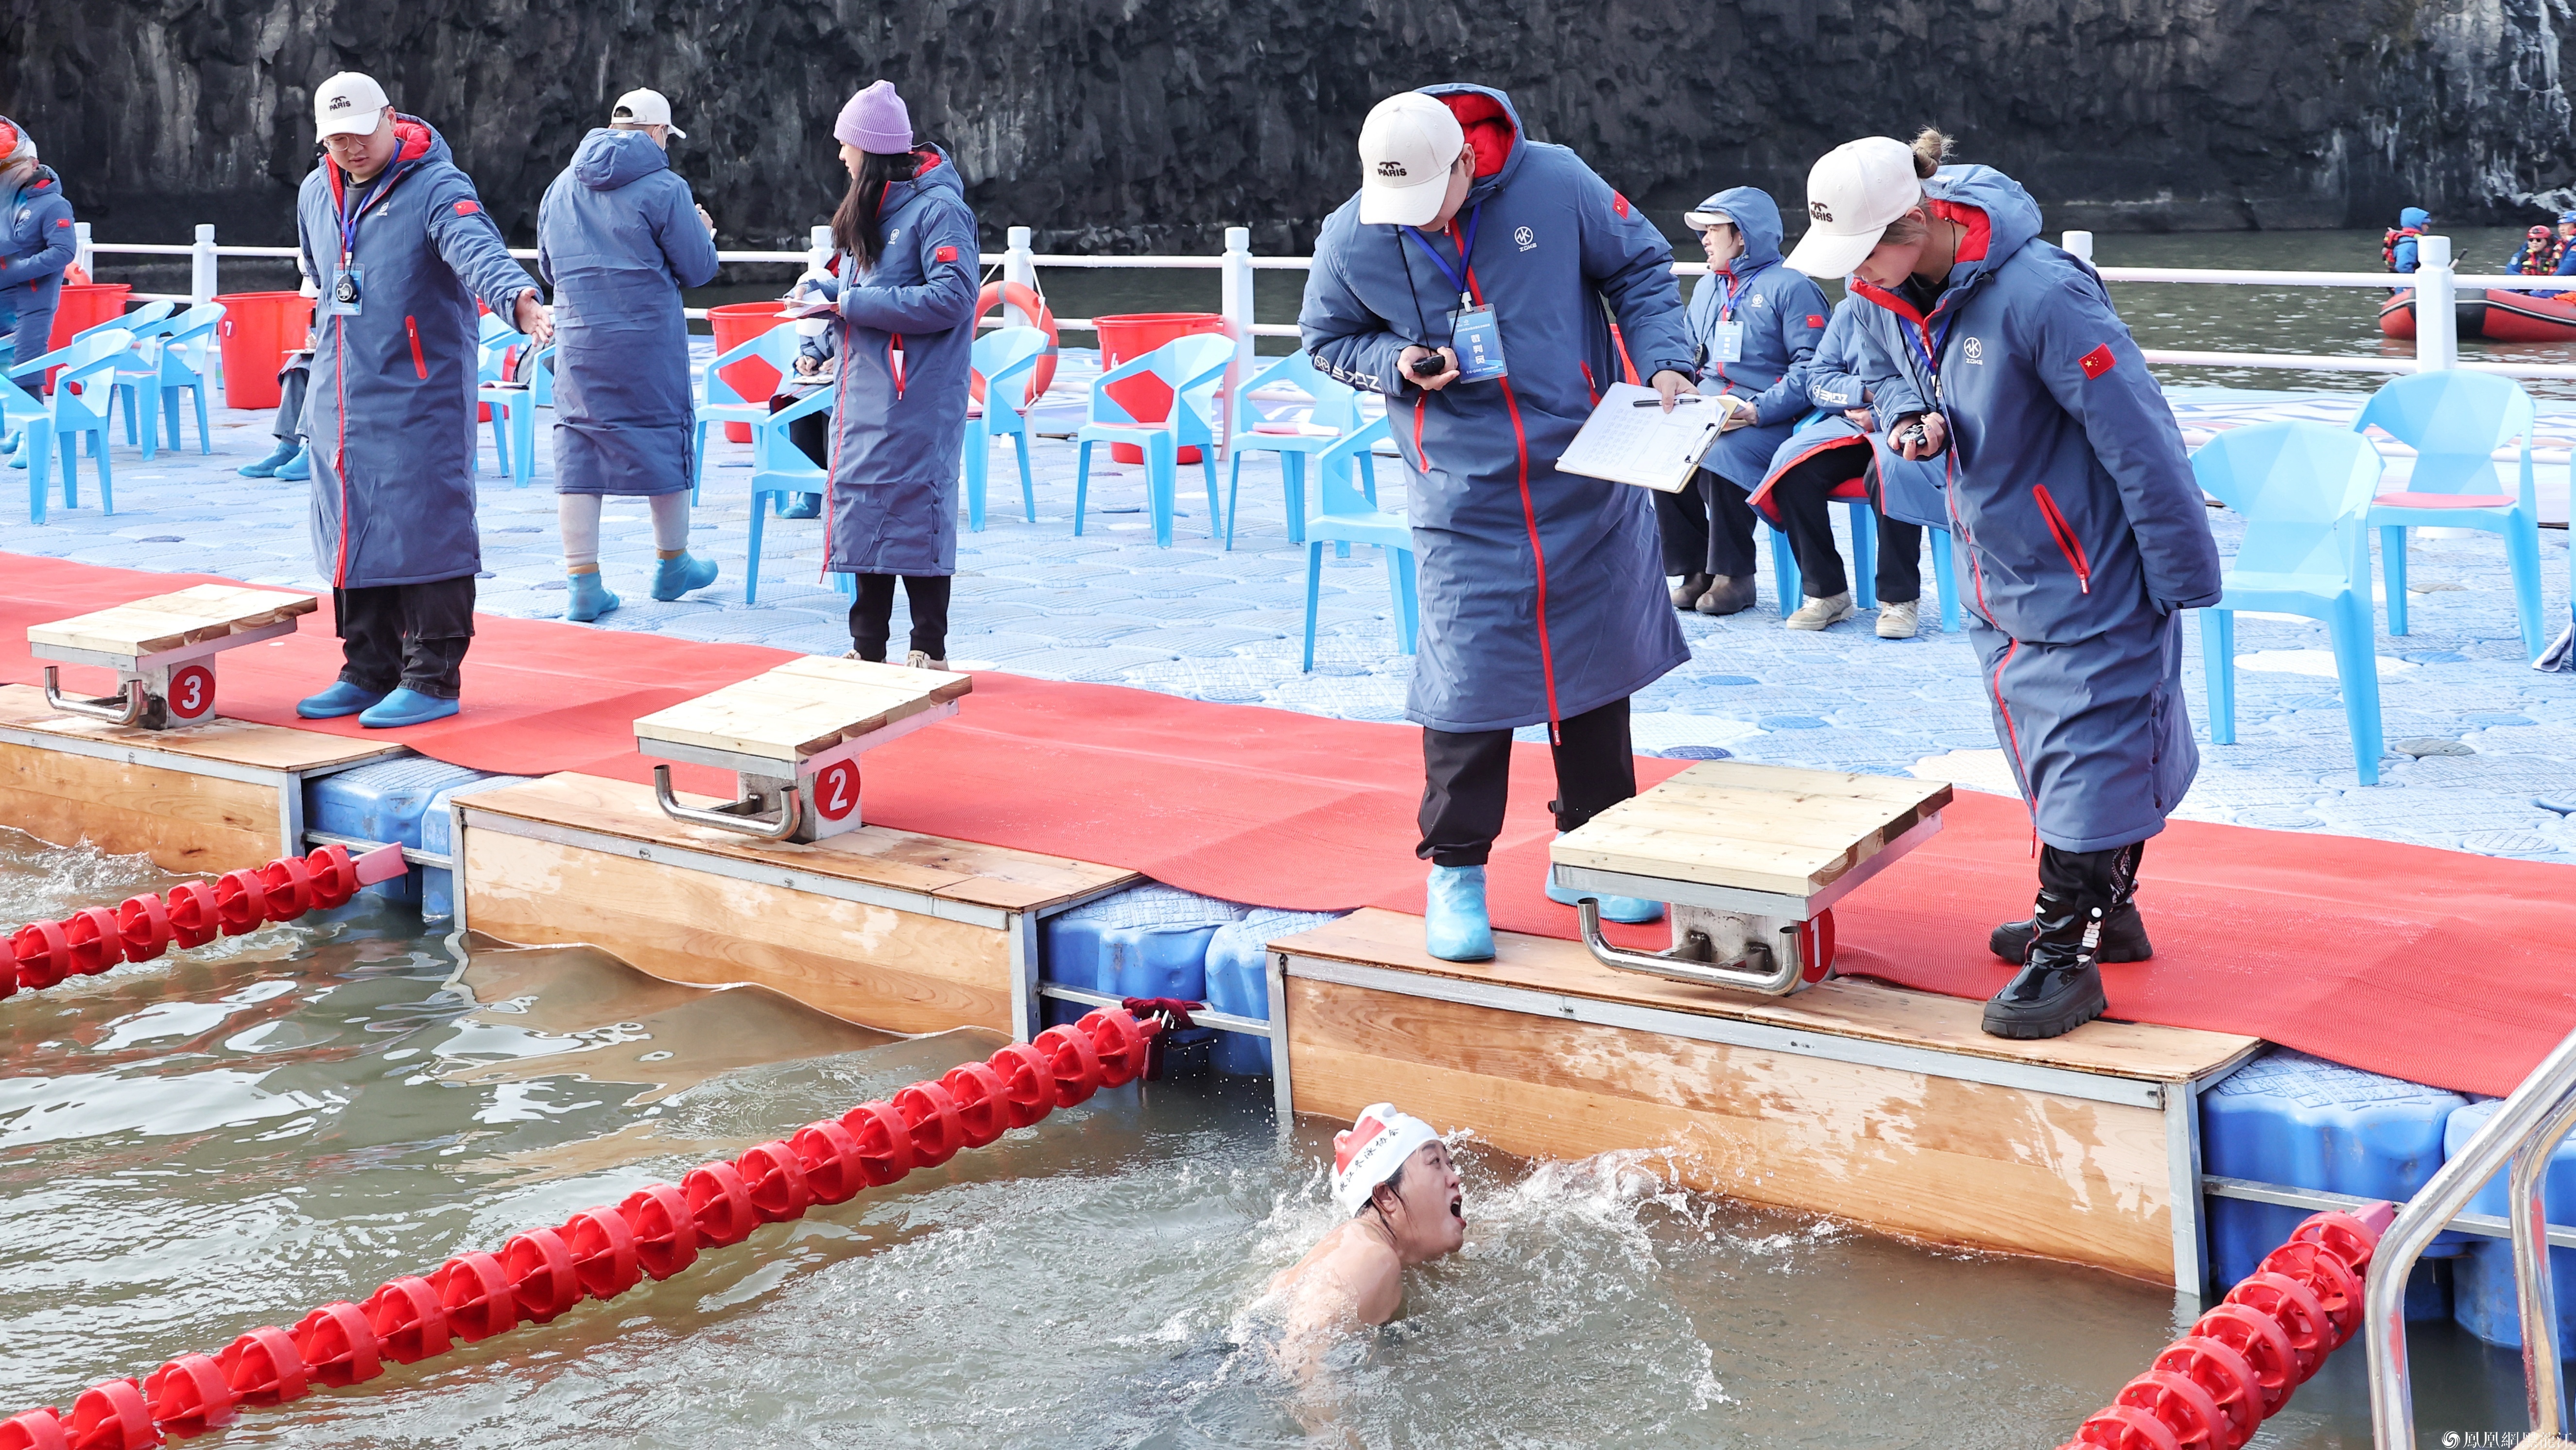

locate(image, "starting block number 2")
(167, 664), (216, 723)
(813, 760), (860, 823)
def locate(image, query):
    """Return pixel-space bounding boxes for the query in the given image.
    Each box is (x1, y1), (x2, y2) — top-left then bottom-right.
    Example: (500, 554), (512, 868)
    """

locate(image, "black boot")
(1694, 575), (1758, 616)
(1981, 842), (2135, 1040)
(1671, 572), (1714, 610)
(1988, 842), (2151, 963)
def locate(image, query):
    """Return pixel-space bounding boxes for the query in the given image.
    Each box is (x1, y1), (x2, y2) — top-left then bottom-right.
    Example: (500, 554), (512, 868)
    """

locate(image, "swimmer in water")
(1266, 1103), (1465, 1373)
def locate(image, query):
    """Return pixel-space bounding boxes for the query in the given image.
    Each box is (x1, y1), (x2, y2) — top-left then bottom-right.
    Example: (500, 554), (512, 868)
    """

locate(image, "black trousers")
(1654, 467), (1760, 578)
(1770, 443), (1924, 604)
(849, 574), (953, 662)
(333, 575), (475, 699)
(771, 391), (830, 475)
(1418, 698), (1636, 867)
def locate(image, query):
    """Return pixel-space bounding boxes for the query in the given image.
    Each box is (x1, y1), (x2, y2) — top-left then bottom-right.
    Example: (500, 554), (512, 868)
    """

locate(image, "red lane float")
(0, 844), (403, 1000)
(1, 1008), (1155, 1442)
(2056, 1201), (2394, 1450)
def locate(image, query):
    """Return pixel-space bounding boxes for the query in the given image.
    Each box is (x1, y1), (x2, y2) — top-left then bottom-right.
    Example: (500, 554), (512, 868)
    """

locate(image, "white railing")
(69, 220), (2575, 384)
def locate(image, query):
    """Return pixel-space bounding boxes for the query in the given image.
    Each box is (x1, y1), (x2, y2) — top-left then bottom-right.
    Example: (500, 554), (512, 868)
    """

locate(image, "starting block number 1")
(813, 761), (860, 823)
(167, 664), (216, 723)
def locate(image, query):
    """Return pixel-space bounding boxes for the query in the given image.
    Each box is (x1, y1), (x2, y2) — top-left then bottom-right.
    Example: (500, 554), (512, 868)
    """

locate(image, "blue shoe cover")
(275, 444), (311, 481)
(1544, 839), (1664, 923)
(776, 493), (822, 520)
(296, 680), (387, 719)
(1424, 864), (1496, 962)
(566, 571), (621, 622)
(238, 440), (299, 477)
(649, 552), (719, 601)
(358, 688), (460, 729)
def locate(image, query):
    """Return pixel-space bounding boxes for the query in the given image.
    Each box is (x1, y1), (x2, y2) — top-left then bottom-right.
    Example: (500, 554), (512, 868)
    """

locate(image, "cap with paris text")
(611, 88), (687, 140)
(1357, 93), (1466, 228)
(314, 73), (391, 139)
(1783, 137), (1924, 279)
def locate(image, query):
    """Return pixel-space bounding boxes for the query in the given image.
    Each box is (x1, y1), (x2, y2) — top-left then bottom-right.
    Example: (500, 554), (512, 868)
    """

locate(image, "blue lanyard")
(1401, 205), (1484, 306)
(1910, 307), (1959, 397)
(1715, 259), (1767, 319)
(337, 166), (394, 262)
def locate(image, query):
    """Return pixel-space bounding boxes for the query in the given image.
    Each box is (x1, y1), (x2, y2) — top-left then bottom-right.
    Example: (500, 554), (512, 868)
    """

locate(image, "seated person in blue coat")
(1790, 129), (2221, 1041)
(1301, 85), (1697, 963)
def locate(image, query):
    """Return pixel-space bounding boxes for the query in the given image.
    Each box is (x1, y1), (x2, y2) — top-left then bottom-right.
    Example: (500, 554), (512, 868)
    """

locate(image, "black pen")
(1632, 396), (1710, 407)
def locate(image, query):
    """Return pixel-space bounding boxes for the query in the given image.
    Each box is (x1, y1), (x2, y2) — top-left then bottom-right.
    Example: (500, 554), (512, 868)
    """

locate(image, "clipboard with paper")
(1554, 383), (1739, 493)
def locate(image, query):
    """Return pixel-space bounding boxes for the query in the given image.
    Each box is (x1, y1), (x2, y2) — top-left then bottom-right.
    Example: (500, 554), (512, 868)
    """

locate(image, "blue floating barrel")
(2444, 1099), (2576, 1353)
(303, 759), (500, 906)
(1202, 909), (1344, 1075)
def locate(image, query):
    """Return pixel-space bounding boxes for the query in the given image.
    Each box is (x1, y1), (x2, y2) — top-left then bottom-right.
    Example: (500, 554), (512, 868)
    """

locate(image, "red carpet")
(1, 555), (2567, 1096)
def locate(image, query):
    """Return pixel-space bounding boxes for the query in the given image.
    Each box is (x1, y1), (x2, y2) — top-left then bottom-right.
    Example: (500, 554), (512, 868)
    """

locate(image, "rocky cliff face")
(7, 0), (2575, 250)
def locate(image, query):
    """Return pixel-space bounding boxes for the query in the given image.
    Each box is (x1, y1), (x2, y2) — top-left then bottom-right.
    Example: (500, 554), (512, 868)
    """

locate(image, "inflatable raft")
(2381, 286), (2576, 343)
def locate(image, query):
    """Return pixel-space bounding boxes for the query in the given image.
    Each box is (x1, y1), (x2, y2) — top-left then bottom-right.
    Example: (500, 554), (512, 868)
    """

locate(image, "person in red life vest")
(1300, 86), (1698, 963)
(2508, 224), (2560, 276)
(292, 73), (551, 729)
(1265, 1103), (1463, 1373)
(2541, 211), (2576, 300)
(1788, 129), (2221, 1040)
(2383, 208), (2428, 275)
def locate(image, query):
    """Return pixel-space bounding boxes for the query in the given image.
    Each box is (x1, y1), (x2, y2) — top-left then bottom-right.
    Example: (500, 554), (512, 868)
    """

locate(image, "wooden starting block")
(1548, 761), (1952, 996)
(28, 585), (318, 730)
(632, 656), (971, 843)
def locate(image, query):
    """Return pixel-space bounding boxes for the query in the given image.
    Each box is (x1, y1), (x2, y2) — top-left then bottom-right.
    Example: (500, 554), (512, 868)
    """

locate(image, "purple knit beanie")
(834, 81), (912, 153)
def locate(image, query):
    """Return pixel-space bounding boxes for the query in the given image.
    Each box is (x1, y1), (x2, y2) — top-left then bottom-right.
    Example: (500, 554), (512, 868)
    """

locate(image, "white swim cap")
(1332, 1102), (1440, 1215)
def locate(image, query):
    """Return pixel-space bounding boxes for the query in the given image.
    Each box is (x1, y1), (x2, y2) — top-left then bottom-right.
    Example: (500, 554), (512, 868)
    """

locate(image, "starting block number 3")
(813, 760), (860, 823)
(167, 664), (216, 723)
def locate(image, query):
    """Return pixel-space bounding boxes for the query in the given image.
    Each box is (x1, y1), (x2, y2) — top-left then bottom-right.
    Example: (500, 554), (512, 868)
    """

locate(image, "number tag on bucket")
(1448, 304), (1506, 383)
(329, 264), (364, 317)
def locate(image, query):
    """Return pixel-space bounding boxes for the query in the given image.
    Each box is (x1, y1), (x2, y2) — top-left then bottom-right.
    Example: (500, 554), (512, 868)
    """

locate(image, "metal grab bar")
(1574, 897), (1805, 994)
(2368, 1024), (2576, 1447)
(41, 667), (147, 726)
(650, 765), (802, 841)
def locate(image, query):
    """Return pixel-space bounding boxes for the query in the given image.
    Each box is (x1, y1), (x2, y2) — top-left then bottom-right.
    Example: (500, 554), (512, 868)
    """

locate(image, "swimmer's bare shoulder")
(1270, 1219), (1404, 1331)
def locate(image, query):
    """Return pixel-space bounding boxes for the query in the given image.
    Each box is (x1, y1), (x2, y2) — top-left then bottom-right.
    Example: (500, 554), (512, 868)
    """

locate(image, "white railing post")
(1220, 225), (1256, 448)
(1002, 226), (1037, 329)
(2415, 234), (2457, 372)
(72, 221), (92, 281)
(805, 224), (832, 277)
(190, 224), (218, 305)
(2061, 229), (2096, 265)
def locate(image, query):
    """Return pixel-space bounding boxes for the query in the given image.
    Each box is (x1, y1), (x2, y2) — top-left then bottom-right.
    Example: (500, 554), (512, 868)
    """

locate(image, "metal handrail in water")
(2366, 1024), (2576, 1447)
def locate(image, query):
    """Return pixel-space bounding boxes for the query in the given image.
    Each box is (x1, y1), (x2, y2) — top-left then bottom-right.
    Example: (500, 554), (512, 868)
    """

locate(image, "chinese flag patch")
(53, 218), (68, 227)
(935, 245), (958, 263)
(2078, 343), (2116, 380)
(1805, 314), (1824, 328)
(1612, 192), (1630, 217)
(452, 200), (480, 216)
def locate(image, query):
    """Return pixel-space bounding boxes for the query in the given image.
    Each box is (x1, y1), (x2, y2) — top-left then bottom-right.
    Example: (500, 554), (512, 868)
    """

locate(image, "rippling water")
(0, 830), (2541, 1447)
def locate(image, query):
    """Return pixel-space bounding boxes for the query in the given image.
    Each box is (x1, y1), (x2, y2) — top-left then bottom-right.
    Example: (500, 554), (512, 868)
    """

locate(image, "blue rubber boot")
(358, 688), (460, 729)
(777, 493), (822, 520)
(275, 444), (311, 481)
(1424, 864), (1496, 962)
(565, 571), (620, 622)
(295, 680), (387, 719)
(1545, 838), (1665, 924)
(238, 439), (299, 477)
(649, 553), (719, 601)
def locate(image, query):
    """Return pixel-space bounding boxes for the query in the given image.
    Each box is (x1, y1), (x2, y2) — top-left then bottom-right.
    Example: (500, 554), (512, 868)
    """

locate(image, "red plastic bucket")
(1092, 312), (1228, 463)
(214, 292), (316, 411)
(45, 283), (130, 351)
(709, 301), (791, 442)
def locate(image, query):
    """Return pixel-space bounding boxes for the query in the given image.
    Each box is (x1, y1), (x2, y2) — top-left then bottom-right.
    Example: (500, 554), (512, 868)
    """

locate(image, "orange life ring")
(972, 280), (1058, 409)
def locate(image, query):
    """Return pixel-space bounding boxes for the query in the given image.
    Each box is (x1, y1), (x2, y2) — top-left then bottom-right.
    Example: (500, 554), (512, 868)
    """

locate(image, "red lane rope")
(0, 1007), (1155, 1447)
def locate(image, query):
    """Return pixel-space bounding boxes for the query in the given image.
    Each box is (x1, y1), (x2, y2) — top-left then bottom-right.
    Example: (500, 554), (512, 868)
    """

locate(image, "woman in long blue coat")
(1787, 130), (2222, 1039)
(0, 118), (74, 374)
(814, 81), (979, 668)
(1301, 84), (1697, 961)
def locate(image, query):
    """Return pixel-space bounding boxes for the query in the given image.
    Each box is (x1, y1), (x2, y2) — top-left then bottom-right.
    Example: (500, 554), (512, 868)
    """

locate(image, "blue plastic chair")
(1, 373), (51, 518)
(36, 331), (133, 517)
(743, 383), (844, 605)
(2351, 371), (2545, 661)
(1225, 349), (1370, 549)
(1762, 474), (1963, 631)
(963, 326), (1050, 531)
(479, 342), (550, 487)
(8, 300), (173, 401)
(1301, 417), (1418, 670)
(2192, 420), (2389, 785)
(111, 301), (224, 457)
(1073, 333), (1233, 547)
(695, 322), (802, 502)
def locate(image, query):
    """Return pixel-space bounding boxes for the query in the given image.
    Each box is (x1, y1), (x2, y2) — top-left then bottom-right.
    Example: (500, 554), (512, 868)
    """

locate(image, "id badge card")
(1706, 319), (1744, 364)
(328, 263), (364, 317)
(1449, 303), (1507, 383)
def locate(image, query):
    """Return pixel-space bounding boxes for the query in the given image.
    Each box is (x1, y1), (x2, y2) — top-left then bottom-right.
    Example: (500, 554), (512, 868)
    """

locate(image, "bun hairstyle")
(1878, 128), (1955, 246)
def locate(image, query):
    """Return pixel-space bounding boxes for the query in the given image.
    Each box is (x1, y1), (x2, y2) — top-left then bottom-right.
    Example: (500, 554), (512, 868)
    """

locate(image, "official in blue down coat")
(1787, 129), (2222, 1041)
(1301, 84), (1698, 963)
(813, 81), (979, 669)
(0, 118), (75, 373)
(1747, 293), (1938, 639)
(1657, 187), (1829, 619)
(292, 73), (551, 730)
(537, 90), (725, 623)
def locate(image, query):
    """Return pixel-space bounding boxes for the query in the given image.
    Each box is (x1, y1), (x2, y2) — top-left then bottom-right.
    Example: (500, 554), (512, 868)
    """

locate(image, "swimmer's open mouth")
(1450, 1196), (1465, 1223)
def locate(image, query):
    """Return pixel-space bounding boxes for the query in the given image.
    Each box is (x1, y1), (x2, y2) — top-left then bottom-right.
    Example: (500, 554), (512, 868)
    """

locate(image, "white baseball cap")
(611, 88), (687, 140)
(1331, 1102), (1442, 1214)
(313, 73), (391, 139)
(1356, 93), (1466, 228)
(1782, 137), (1925, 278)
